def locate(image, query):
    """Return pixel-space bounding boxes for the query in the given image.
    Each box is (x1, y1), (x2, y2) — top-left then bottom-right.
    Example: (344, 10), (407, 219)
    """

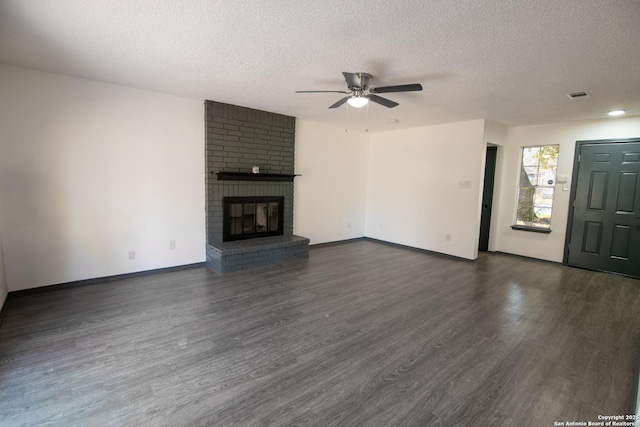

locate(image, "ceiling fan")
(296, 72), (422, 109)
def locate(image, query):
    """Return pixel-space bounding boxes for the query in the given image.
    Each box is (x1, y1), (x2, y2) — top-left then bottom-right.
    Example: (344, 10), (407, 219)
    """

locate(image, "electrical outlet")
(128, 250), (135, 260)
(446, 234), (451, 241)
(169, 240), (176, 249)
(347, 222), (351, 229)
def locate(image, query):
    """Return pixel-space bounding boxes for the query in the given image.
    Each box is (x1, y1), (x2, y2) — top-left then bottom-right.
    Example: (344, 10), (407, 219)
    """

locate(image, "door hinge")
(573, 200), (576, 208)
(578, 154), (581, 162)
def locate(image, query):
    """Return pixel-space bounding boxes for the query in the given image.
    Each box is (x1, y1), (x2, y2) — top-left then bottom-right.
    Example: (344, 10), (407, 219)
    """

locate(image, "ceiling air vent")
(566, 90), (592, 100)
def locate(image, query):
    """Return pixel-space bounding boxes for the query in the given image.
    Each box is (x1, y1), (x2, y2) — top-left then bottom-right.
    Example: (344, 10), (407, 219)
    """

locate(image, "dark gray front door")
(567, 140), (640, 278)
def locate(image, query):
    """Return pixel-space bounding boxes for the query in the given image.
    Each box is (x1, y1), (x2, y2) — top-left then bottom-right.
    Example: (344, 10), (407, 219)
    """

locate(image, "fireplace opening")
(223, 196), (284, 242)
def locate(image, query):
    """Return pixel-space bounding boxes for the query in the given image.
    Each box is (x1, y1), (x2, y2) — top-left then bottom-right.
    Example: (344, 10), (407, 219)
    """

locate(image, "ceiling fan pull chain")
(365, 101), (370, 132)
(345, 101), (349, 132)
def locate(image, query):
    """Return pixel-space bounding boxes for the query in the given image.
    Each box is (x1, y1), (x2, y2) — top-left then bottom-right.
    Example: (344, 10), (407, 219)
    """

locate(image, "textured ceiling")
(0, 0), (639, 132)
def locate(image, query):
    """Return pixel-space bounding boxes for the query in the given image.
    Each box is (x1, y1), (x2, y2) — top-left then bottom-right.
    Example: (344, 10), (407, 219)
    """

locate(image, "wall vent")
(566, 90), (592, 100)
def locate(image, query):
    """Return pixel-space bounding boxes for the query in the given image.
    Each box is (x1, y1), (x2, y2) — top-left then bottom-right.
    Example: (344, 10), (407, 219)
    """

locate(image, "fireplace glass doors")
(223, 196), (284, 241)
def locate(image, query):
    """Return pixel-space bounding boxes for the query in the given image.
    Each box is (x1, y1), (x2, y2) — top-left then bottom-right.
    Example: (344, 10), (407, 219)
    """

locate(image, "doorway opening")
(479, 146), (498, 252)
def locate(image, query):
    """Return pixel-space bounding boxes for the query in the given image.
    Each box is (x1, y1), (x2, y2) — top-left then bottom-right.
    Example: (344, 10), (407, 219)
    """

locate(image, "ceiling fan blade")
(369, 94), (399, 108)
(370, 83), (423, 94)
(295, 90), (349, 93)
(329, 97), (349, 109)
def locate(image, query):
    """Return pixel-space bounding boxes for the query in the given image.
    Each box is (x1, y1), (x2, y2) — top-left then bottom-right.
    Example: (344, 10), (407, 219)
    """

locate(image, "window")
(513, 145), (559, 232)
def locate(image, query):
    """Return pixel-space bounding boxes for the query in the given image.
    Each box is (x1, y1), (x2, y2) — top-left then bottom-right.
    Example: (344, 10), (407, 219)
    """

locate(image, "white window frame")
(512, 144), (559, 233)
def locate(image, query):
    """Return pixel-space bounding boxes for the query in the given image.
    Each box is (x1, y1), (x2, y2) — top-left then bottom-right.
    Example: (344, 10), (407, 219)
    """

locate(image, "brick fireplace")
(205, 101), (309, 273)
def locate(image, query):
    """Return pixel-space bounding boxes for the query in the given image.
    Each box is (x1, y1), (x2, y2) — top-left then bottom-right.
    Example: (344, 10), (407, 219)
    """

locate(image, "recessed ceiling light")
(608, 110), (625, 116)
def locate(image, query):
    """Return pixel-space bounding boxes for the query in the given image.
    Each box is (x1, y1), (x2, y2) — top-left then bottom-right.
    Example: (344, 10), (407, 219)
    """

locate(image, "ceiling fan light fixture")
(347, 96), (369, 108)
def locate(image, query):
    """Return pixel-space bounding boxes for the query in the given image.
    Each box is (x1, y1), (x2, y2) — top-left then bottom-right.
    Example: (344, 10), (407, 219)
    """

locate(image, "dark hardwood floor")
(1, 239), (640, 426)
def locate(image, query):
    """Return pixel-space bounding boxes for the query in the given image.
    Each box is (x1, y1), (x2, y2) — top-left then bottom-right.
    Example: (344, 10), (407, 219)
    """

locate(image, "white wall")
(494, 116), (640, 262)
(0, 64), (205, 291)
(294, 120), (368, 244)
(365, 120), (487, 260)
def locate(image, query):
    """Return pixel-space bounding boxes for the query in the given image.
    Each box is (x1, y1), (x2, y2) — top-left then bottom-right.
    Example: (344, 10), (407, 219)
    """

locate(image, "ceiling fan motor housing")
(348, 72), (372, 90)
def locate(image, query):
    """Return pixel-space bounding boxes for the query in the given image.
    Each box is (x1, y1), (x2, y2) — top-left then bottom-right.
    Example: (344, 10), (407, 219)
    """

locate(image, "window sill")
(511, 225), (552, 234)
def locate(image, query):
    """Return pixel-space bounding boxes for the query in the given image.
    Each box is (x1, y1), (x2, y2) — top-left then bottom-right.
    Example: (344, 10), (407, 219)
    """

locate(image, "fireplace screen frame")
(223, 196), (285, 242)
